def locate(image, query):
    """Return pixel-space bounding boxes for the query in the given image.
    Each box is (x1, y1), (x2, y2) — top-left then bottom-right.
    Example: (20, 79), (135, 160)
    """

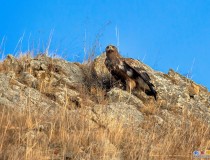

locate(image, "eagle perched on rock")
(105, 45), (157, 100)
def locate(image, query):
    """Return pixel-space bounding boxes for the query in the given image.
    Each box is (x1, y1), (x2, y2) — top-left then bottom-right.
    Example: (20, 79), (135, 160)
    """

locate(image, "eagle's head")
(105, 45), (118, 53)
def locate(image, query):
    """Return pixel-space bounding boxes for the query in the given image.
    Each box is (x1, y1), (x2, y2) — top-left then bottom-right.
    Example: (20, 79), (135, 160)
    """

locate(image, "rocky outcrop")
(0, 53), (210, 159)
(92, 53), (210, 125)
(0, 53), (210, 126)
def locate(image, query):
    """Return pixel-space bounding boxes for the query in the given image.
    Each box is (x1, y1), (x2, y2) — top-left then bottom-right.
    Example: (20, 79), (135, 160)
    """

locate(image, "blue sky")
(0, 0), (210, 89)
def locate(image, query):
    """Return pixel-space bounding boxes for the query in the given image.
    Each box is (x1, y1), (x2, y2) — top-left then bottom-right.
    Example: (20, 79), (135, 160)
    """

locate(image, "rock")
(20, 72), (38, 88)
(0, 96), (14, 107)
(91, 102), (144, 130)
(107, 87), (145, 108)
(53, 59), (85, 84)
(92, 53), (110, 78)
(188, 82), (200, 97)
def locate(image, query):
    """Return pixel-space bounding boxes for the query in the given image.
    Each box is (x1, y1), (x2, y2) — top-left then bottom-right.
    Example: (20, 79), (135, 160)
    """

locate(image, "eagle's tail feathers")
(146, 82), (157, 100)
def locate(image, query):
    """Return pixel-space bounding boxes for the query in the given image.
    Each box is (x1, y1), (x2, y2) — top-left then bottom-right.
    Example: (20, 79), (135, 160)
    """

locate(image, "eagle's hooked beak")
(106, 45), (115, 53)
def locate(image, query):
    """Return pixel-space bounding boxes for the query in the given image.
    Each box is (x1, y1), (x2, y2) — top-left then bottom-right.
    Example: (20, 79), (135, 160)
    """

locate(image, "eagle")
(105, 45), (157, 100)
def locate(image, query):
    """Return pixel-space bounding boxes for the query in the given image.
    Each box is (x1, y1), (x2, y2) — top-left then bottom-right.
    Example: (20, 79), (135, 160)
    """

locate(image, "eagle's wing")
(121, 58), (157, 100)
(121, 58), (150, 82)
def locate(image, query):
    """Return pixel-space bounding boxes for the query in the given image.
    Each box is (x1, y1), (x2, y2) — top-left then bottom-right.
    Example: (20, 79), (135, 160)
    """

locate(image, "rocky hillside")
(0, 53), (209, 160)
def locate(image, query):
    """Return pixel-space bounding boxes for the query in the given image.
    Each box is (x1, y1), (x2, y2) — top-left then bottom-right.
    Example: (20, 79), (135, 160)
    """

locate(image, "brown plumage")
(105, 45), (157, 100)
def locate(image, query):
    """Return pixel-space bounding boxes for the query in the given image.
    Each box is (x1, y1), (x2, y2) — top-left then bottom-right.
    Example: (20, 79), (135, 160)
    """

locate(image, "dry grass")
(0, 54), (209, 160)
(0, 103), (209, 160)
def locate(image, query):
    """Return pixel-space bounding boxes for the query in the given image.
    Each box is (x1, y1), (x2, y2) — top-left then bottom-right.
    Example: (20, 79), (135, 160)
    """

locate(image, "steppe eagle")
(105, 45), (157, 100)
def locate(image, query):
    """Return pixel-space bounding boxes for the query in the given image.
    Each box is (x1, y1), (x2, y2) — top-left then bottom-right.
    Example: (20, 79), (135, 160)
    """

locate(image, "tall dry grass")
(0, 101), (209, 160)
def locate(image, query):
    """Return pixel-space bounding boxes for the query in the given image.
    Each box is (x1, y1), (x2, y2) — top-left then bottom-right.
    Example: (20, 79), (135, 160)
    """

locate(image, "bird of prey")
(105, 45), (157, 100)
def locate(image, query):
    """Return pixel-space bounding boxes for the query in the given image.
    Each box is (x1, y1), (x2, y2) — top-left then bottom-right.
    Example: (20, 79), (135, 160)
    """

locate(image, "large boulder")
(91, 102), (144, 130)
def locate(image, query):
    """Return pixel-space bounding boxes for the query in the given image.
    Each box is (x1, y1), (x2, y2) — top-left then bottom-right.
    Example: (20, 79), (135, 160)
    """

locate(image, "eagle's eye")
(106, 45), (111, 49)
